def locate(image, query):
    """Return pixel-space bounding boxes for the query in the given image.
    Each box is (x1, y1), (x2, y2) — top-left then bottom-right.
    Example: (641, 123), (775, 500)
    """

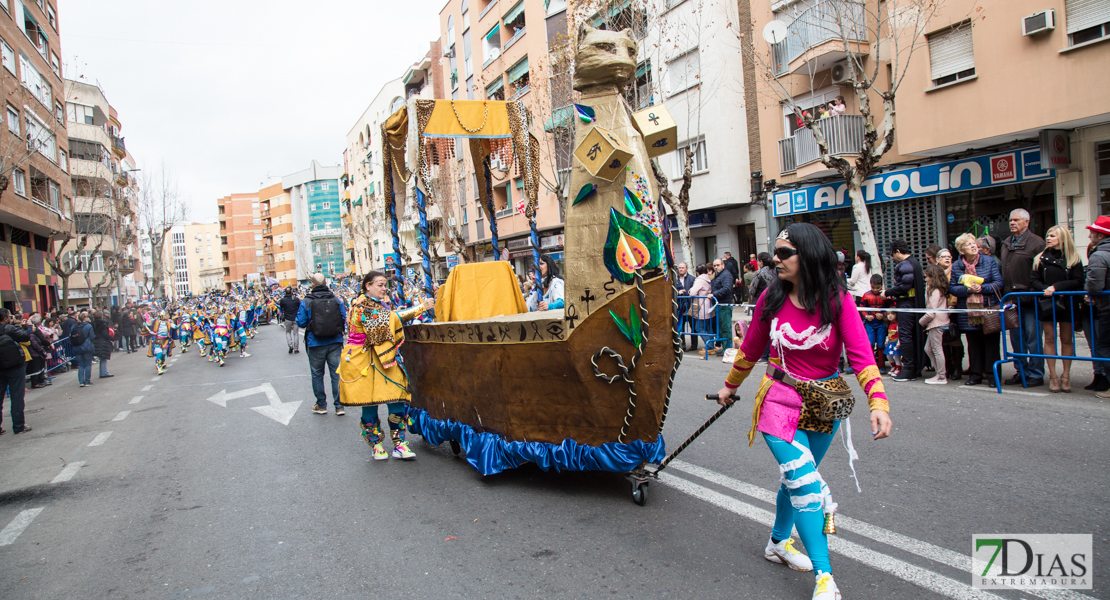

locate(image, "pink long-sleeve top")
(724, 289), (889, 442)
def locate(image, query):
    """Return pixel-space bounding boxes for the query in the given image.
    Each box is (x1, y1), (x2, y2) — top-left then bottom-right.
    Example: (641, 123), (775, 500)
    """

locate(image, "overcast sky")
(61, 0), (445, 223)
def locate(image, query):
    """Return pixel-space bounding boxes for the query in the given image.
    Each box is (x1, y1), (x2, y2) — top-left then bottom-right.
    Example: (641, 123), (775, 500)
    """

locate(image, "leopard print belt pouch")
(766, 365), (855, 423)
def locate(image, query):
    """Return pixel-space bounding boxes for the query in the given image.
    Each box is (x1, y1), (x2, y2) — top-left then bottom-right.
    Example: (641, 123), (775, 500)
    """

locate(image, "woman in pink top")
(715, 223), (892, 600)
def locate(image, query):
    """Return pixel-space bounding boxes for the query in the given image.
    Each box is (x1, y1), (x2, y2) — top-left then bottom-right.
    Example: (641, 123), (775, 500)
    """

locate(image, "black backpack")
(70, 323), (87, 347)
(308, 297), (344, 338)
(0, 333), (24, 369)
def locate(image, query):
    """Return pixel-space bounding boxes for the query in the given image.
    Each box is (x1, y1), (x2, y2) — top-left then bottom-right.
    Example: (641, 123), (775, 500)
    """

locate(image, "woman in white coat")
(846, 250), (873, 300)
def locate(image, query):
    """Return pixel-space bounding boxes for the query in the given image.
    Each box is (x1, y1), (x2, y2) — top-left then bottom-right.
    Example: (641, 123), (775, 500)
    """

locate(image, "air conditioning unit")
(443, 44), (455, 58)
(830, 60), (851, 84)
(1022, 10), (1055, 36)
(448, 217), (456, 227)
(490, 157), (506, 171)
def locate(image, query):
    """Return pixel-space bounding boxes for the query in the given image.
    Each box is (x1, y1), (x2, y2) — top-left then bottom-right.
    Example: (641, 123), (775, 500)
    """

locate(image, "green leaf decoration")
(574, 104), (596, 123)
(603, 208), (664, 284)
(610, 309), (633, 344)
(624, 186), (643, 213)
(573, 183), (597, 206)
(629, 303), (643, 347)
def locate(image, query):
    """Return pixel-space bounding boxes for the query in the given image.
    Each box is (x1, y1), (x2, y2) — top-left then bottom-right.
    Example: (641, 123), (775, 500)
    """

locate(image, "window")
(12, 169), (25, 196)
(50, 52), (58, 77)
(196, 245), (202, 254)
(667, 48), (700, 96)
(322, 202), (331, 209)
(321, 182), (329, 190)
(255, 250), (264, 256)
(483, 24), (501, 64)
(54, 100), (62, 122)
(47, 5), (56, 30)
(67, 103), (94, 125)
(19, 54), (51, 106)
(1066, 0), (1110, 45)
(0, 39), (13, 74)
(207, 245), (212, 254)
(58, 149), (65, 172)
(206, 232), (211, 241)
(7, 106), (18, 134)
(25, 112), (55, 162)
(47, 180), (58, 210)
(313, 223), (319, 231)
(310, 203), (316, 211)
(626, 60), (652, 110)
(675, 136), (709, 175)
(486, 76), (505, 101)
(927, 24), (975, 87)
(253, 218), (261, 225)
(254, 233), (262, 240)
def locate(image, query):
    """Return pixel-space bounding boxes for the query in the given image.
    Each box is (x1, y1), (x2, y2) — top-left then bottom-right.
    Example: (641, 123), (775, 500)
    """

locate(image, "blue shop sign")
(446, 255), (459, 269)
(772, 147), (1054, 218)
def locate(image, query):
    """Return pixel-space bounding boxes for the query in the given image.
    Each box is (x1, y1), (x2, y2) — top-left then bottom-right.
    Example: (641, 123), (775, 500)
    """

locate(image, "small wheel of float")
(449, 439), (461, 456)
(632, 482), (647, 506)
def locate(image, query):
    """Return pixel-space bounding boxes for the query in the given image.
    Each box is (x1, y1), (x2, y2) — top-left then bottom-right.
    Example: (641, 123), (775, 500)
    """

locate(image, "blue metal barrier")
(993, 291), (1110, 393)
(47, 336), (72, 374)
(675, 295), (729, 360)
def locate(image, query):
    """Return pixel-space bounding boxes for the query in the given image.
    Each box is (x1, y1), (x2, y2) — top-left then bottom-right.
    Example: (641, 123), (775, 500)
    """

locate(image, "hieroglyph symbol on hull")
(580, 289), (596, 314)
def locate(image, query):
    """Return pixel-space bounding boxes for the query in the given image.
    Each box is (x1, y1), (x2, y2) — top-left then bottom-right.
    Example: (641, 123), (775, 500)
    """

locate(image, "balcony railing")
(503, 27), (526, 51)
(262, 227), (272, 235)
(778, 136), (797, 174)
(111, 135), (126, 157)
(778, 114), (865, 174)
(770, 0), (867, 76)
(508, 84), (530, 101)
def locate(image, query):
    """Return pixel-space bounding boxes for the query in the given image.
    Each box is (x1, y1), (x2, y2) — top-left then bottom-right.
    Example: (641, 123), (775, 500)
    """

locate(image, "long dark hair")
(539, 255), (559, 290)
(761, 223), (846, 327)
(856, 249), (872, 275)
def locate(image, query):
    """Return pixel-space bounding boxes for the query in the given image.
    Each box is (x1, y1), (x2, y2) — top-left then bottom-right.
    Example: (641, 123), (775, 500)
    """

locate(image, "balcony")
(262, 227), (272, 235)
(770, 0), (868, 76)
(261, 209), (271, 217)
(508, 84), (530, 101)
(118, 257), (137, 274)
(503, 27), (526, 51)
(777, 115), (865, 177)
(111, 135), (126, 159)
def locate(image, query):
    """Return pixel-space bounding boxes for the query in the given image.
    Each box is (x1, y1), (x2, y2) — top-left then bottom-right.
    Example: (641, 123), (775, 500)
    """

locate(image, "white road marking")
(0, 508), (45, 546)
(129, 396), (143, 404)
(659, 472), (1006, 600)
(50, 461), (86, 483)
(88, 432), (112, 446)
(141, 385), (153, 391)
(112, 411), (130, 421)
(955, 385), (1049, 398)
(150, 376), (160, 382)
(206, 383), (301, 425)
(665, 462), (1100, 600)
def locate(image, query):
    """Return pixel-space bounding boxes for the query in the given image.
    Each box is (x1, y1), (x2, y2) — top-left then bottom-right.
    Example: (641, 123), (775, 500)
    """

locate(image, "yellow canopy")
(434, 261), (527, 322)
(421, 100), (513, 139)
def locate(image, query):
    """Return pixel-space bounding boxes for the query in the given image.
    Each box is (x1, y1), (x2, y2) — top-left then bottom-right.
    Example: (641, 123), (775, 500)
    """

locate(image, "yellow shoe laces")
(782, 538), (800, 555)
(814, 573), (834, 594)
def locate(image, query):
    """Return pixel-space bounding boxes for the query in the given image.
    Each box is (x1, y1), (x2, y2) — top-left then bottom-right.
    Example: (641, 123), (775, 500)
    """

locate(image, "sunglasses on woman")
(774, 247), (798, 260)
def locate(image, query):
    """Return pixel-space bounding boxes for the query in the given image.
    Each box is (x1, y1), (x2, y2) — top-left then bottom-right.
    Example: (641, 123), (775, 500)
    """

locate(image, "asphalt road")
(0, 325), (1106, 599)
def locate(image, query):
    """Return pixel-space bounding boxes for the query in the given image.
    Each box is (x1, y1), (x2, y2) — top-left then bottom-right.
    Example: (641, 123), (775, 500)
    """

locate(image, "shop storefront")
(772, 146), (1057, 266)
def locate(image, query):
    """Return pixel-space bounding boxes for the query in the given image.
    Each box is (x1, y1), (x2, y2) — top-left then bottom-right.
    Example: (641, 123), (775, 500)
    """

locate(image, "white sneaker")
(765, 537), (813, 572)
(924, 376), (947, 385)
(812, 572), (841, 600)
(392, 441), (416, 460)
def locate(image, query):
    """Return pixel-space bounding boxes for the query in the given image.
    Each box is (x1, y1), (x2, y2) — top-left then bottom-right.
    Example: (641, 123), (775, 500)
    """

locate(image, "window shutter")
(928, 26), (974, 80)
(1065, 0), (1110, 33)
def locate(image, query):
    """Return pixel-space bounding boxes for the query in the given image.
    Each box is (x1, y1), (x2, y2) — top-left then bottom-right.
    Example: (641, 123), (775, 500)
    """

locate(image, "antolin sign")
(773, 147), (1054, 218)
(972, 534), (1092, 590)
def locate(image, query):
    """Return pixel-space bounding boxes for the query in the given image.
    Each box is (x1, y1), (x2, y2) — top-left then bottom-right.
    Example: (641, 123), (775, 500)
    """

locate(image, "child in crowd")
(858, 274), (891, 372)
(722, 319), (749, 363)
(884, 312), (902, 377)
(919, 265), (951, 385)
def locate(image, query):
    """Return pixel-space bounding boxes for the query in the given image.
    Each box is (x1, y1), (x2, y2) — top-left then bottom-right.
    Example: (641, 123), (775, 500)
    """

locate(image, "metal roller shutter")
(1065, 0), (1110, 33)
(928, 25), (975, 80)
(869, 197), (939, 284)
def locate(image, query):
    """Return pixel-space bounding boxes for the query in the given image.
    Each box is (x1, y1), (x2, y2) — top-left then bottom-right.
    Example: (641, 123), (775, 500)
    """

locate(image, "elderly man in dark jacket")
(710, 257), (735, 354)
(883, 240), (926, 381)
(999, 208), (1046, 387)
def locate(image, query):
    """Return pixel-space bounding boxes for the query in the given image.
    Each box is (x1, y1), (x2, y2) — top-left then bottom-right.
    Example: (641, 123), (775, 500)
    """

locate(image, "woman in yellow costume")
(340, 271), (433, 461)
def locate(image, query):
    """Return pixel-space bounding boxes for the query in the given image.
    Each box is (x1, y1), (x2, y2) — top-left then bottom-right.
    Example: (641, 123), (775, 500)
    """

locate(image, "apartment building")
(635, 0), (765, 266)
(438, 0), (567, 274)
(753, 0), (1110, 262)
(342, 77), (404, 276)
(281, 160), (343, 280)
(259, 180), (296, 286)
(164, 222), (221, 298)
(0, 0), (70, 313)
(59, 79), (139, 309)
(217, 192), (263, 288)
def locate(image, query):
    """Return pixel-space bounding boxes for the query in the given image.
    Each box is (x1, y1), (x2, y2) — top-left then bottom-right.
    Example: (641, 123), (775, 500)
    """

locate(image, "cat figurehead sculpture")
(573, 25), (638, 94)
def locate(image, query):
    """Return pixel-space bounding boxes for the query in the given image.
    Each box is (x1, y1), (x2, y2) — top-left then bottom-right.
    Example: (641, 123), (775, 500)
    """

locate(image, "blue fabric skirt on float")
(409, 407), (666, 475)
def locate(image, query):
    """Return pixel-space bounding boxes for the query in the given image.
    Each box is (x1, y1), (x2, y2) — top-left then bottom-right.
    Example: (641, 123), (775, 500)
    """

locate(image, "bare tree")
(733, 0), (959, 259)
(135, 164), (186, 300)
(48, 173), (122, 306)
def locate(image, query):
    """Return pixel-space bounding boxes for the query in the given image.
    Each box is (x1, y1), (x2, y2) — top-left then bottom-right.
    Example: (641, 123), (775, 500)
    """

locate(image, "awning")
(507, 57), (529, 83)
(543, 105), (572, 132)
(486, 77), (504, 95)
(485, 24), (500, 40)
(504, 1), (525, 25)
(636, 59), (650, 78)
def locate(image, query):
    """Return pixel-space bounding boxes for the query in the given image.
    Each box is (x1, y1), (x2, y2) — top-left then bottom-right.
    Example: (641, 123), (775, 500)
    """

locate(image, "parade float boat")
(380, 26), (682, 492)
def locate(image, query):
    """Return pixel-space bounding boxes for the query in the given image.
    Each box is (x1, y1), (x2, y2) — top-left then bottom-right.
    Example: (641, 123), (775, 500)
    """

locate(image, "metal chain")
(451, 100), (489, 133)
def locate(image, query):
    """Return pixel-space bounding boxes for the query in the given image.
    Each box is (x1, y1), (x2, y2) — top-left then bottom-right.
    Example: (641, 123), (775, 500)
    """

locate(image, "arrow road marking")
(0, 508), (44, 546)
(206, 382), (301, 426)
(51, 461), (86, 483)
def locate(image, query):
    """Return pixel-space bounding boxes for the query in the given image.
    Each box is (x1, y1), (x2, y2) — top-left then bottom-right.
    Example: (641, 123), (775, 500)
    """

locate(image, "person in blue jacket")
(296, 273), (347, 415)
(949, 232), (1004, 387)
